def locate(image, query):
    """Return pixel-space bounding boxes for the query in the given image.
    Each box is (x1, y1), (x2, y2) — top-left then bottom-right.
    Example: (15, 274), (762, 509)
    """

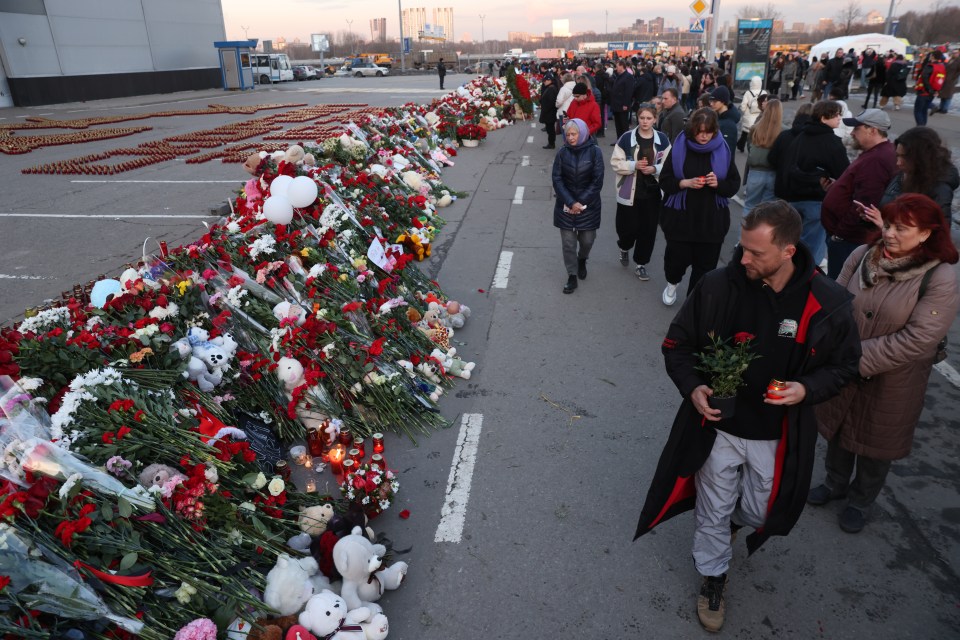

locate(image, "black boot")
(577, 258), (587, 279)
(563, 274), (578, 294)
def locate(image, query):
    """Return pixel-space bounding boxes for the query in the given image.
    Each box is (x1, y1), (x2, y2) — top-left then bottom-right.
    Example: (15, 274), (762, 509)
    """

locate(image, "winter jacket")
(565, 92), (602, 135)
(610, 70), (635, 111)
(658, 75), (681, 97)
(769, 121), (849, 202)
(551, 136), (604, 230)
(823, 55), (845, 84)
(940, 56), (960, 100)
(882, 61), (909, 97)
(879, 164), (960, 223)
(634, 70), (658, 104)
(739, 77), (767, 131)
(611, 127), (671, 206)
(716, 105), (741, 152)
(555, 81), (576, 116)
(816, 243), (959, 460)
(658, 137), (741, 243)
(538, 83), (559, 125)
(636, 242), (861, 552)
(656, 103), (686, 144)
(782, 60), (799, 86)
(821, 140), (896, 244)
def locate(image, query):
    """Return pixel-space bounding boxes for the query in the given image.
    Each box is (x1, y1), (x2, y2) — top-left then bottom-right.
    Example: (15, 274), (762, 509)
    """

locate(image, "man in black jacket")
(821, 48), (846, 100)
(437, 58), (446, 89)
(635, 201), (860, 633)
(768, 100), (849, 266)
(538, 74), (560, 149)
(610, 60), (635, 141)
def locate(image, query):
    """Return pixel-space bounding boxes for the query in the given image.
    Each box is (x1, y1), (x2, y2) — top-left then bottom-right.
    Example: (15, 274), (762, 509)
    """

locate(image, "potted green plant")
(695, 331), (760, 419)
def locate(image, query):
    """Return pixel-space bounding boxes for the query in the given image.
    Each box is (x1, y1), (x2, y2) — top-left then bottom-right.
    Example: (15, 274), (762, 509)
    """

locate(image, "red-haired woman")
(810, 193), (959, 533)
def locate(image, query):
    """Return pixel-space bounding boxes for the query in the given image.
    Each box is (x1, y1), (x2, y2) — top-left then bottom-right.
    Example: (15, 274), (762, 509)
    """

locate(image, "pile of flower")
(0, 74), (527, 639)
(456, 124), (487, 142)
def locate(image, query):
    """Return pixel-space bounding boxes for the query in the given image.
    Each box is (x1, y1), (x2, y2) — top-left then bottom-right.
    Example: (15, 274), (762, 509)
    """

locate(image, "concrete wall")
(0, 0), (226, 104)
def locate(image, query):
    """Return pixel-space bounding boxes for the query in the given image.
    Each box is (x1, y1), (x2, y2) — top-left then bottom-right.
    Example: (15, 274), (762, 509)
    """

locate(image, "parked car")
(335, 62), (389, 77)
(293, 65), (319, 81)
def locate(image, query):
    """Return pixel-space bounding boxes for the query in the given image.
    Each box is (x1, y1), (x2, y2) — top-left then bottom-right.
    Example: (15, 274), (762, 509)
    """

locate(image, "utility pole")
(883, 0), (897, 35)
(706, 0), (721, 63)
(346, 19), (354, 56)
(605, 11), (608, 36)
(479, 14), (486, 55)
(398, 0), (406, 73)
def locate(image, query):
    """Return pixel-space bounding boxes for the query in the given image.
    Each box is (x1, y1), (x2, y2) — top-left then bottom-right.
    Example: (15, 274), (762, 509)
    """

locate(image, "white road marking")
(526, 135), (534, 143)
(512, 186), (524, 204)
(71, 180), (238, 184)
(492, 251), (513, 289)
(731, 195), (745, 207)
(0, 274), (51, 280)
(521, 156), (530, 166)
(435, 413), (483, 543)
(530, 122), (536, 128)
(934, 360), (960, 389)
(0, 213), (215, 219)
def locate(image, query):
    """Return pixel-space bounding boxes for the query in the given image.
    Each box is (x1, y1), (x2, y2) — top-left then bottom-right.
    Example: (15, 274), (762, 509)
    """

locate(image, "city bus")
(244, 52), (293, 84)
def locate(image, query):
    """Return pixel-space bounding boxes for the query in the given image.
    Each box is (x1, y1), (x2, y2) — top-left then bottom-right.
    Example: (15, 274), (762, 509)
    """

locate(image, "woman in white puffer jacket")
(736, 76), (767, 151)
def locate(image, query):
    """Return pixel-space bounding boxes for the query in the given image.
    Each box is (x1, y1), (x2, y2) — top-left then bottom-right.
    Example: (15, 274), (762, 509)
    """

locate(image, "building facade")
(433, 8), (453, 42)
(0, 0), (226, 107)
(370, 17), (387, 42)
(402, 8), (427, 40)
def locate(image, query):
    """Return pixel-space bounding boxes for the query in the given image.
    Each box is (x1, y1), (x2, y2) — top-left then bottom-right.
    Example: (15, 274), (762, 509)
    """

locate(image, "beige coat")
(816, 243), (960, 460)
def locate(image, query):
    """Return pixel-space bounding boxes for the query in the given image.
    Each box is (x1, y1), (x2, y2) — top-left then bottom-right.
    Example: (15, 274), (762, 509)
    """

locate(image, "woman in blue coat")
(551, 118), (605, 294)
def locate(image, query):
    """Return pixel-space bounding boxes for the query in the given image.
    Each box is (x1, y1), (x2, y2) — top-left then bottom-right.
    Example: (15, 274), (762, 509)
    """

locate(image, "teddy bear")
(211, 331), (239, 359)
(171, 327), (230, 392)
(396, 360), (443, 402)
(416, 306), (451, 351)
(264, 553), (324, 617)
(273, 301), (307, 327)
(429, 348), (475, 380)
(298, 504), (335, 538)
(138, 463), (184, 490)
(441, 300), (471, 329)
(333, 527), (407, 611)
(275, 357), (337, 436)
(291, 590), (389, 640)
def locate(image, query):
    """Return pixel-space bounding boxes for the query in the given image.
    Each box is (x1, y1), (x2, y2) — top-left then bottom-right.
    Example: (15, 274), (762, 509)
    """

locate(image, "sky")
(220, 0), (935, 44)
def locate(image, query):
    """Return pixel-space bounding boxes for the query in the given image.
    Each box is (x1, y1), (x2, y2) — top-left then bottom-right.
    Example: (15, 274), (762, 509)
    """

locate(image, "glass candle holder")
(341, 459), (356, 480)
(275, 460), (291, 481)
(353, 437), (365, 459)
(370, 454), (386, 470)
(306, 425), (326, 457)
(348, 448), (362, 464)
(338, 429), (353, 447)
(305, 478), (317, 493)
(372, 432), (385, 454)
(289, 445), (307, 465)
(327, 444), (346, 475)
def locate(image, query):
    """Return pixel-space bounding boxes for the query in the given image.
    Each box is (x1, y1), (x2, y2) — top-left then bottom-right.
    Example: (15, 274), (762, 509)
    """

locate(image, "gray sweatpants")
(693, 430), (779, 577)
(559, 228), (596, 275)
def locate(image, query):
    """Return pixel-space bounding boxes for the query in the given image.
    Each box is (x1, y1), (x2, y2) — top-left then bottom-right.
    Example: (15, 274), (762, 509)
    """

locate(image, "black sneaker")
(542, 144), (555, 149)
(577, 258), (587, 280)
(562, 274), (578, 294)
(807, 484), (846, 506)
(839, 506), (867, 533)
(635, 264), (649, 281)
(619, 249), (629, 266)
(697, 574), (727, 632)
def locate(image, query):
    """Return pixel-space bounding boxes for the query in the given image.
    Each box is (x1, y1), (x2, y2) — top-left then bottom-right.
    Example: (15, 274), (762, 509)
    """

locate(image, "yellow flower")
(129, 347), (154, 363)
(176, 280), (190, 295)
(339, 274), (349, 282)
(300, 248), (310, 257)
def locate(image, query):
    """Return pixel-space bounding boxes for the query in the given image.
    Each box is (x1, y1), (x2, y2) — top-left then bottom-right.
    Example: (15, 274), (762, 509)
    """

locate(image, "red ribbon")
(74, 560), (154, 587)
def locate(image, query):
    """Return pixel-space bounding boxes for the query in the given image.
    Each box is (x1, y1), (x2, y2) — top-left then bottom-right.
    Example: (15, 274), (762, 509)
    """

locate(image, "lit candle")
(305, 478), (317, 493)
(328, 444), (346, 475)
(341, 459), (356, 481)
(348, 448), (362, 464)
(290, 445), (307, 466)
(304, 456), (313, 470)
(372, 432), (385, 454)
(353, 436), (365, 459)
(371, 454), (386, 470)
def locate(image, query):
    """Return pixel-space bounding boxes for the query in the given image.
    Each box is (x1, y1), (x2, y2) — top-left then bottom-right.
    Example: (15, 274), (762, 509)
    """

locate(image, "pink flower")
(174, 618), (217, 640)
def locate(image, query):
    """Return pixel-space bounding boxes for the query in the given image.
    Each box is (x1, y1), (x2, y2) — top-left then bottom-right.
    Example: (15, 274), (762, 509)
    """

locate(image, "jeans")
(937, 95), (953, 114)
(826, 235), (862, 279)
(914, 94), (933, 126)
(791, 200), (826, 265)
(824, 438), (892, 511)
(560, 228), (596, 275)
(742, 169), (776, 216)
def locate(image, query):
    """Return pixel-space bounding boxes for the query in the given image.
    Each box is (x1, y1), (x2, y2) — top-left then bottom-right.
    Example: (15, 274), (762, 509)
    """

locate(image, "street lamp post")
(479, 14), (485, 55)
(346, 19), (354, 56)
(398, 0), (406, 73)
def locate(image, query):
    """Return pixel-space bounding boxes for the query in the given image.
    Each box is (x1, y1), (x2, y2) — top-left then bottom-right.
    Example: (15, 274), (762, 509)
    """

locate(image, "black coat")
(881, 61), (908, 97)
(635, 244), (861, 553)
(634, 70), (658, 104)
(551, 138), (604, 230)
(539, 83), (559, 124)
(610, 70), (635, 111)
(769, 121), (849, 202)
(658, 140), (741, 243)
(437, 63), (446, 77)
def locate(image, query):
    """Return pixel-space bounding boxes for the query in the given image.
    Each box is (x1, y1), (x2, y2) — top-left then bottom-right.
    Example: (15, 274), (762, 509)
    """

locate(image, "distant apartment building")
(508, 31), (533, 42)
(866, 10), (885, 25)
(402, 7), (427, 39)
(773, 20), (784, 34)
(648, 17), (665, 35)
(370, 18), (387, 42)
(790, 22), (806, 33)
(818, 18), (835, 31)
(433, 7), (454, 41)
(632, 19), (646, 33)
(552, 19), (570, 37)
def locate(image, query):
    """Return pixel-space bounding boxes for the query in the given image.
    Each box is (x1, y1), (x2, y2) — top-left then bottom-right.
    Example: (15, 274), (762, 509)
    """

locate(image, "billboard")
(733, 19), (773, 92)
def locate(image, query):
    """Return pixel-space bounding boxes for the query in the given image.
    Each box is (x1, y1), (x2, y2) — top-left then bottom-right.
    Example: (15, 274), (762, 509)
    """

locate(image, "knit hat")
(709, 85), (731, 105)
(572, 82), (589, 95)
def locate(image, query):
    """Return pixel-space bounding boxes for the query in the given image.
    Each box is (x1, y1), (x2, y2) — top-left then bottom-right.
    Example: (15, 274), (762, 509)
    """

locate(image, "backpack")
(929, 62), (947, 92)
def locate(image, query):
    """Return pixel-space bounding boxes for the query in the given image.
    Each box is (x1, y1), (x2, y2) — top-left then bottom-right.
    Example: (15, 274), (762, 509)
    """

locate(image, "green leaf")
(251, 516), (269, 535)
(118, 496), (133, 518)
(119, 552), (138, 571)
(101, 504), (115, 521)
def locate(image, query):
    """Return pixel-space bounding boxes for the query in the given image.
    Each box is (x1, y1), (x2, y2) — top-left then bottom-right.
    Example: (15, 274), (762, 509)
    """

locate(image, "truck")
(503, 48), (523, 59)
(360, 52), (395, 68)
(534, 48), (565, 60)
(415, 50), (458, 70)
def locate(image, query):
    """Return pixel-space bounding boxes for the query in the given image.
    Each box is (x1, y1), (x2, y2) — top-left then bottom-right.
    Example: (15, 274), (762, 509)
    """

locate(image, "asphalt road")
(1, 75), (959, 638)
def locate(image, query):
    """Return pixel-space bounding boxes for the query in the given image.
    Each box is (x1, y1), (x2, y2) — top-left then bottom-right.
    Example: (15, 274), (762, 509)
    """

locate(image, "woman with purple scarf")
(658, 108), (741, 305)
(551, 117), (605, 294)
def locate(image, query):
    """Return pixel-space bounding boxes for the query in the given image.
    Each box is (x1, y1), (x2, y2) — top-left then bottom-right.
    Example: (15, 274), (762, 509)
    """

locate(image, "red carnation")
(733, 332), (755, 344)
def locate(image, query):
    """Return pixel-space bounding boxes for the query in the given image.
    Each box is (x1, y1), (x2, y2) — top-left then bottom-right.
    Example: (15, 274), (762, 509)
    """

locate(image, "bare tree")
(735, 3), (785, 22)
(835, 0), (864, 36)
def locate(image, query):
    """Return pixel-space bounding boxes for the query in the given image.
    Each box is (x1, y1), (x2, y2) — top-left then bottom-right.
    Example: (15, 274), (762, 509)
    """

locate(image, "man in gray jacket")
(657, 88), (686, 144)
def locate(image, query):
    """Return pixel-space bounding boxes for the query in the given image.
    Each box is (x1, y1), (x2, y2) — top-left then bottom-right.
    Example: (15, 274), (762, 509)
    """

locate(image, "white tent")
(809, 33), (907, 60)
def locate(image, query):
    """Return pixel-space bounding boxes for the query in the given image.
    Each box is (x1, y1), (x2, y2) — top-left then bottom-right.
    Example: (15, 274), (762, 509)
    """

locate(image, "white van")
(246, 53), (294, 84)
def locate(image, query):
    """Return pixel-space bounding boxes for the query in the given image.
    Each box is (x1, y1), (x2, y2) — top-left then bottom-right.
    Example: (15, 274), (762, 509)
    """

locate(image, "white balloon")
(286, 176), (319, 208)
(263, 195), (294, 225)
(270, 174), (293, 198)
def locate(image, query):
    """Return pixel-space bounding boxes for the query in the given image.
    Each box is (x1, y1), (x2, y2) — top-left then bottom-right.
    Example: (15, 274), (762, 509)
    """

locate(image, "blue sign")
(403, 37), (412, 54)
(689, 19), (705, 33)
(607, 41), (628, 50)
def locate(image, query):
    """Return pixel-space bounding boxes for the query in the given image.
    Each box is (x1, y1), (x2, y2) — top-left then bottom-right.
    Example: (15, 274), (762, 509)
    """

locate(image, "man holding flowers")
(634, 201), (861, 632)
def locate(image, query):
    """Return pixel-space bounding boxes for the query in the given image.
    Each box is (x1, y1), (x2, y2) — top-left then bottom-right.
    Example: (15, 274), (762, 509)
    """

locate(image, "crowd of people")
(533, 48), (959, 634)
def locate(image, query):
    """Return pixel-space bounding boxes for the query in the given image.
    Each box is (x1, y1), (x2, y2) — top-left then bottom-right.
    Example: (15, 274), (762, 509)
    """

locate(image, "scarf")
(564, 117), (590, 147)
(663, 132), (731, 211)
(857, 242), (940, 291)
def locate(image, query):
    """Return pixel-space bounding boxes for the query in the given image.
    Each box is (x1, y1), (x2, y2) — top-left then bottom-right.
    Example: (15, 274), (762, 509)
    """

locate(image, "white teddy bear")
(293, 589), (389, 640)
(263, 553), (322, 616)
(276, 357), (340, 441)
(170, 327), (230, 392)
(333, 527), (407, 611)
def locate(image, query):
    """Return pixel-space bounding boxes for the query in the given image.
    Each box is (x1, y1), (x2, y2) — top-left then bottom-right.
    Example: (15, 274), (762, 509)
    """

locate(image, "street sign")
(403, 37), (412, 54)
(310, 34), (329, 53)
(689, 19), (705, 33)
(690, 0), (708, 15)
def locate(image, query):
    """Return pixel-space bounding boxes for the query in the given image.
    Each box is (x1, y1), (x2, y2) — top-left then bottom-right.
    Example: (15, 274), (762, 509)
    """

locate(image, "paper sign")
(367, 237), (389, 270)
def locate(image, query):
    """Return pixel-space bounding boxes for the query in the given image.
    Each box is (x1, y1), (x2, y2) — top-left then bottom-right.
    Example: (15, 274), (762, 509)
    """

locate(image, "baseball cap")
(842, 108), (891, 131)
(709, 86), (731, 105)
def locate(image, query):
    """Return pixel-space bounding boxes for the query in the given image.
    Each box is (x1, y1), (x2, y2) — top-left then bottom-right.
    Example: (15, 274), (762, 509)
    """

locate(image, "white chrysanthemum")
(248, 235), (277, 260)
(226, 285), (248, 308)
(18, 307), (71, 335)
(380, 499), (390, 510)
